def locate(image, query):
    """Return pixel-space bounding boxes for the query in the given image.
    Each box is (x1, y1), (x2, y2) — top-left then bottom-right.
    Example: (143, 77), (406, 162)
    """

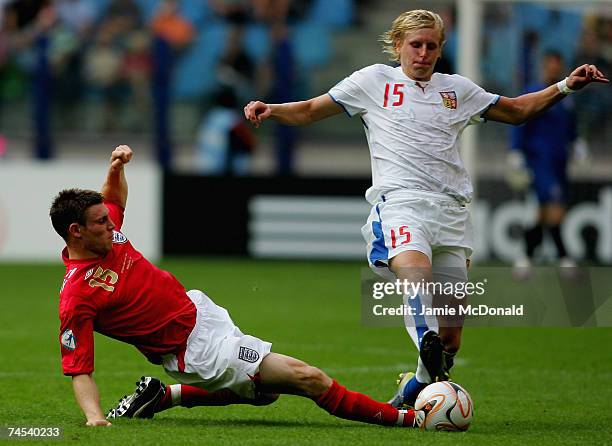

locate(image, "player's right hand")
(244, 101), (271, 128)
(566, 64), (609, 90)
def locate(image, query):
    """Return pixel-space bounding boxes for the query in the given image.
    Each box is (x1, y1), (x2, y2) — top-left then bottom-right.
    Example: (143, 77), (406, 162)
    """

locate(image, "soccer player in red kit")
(51, 145), (431, 428)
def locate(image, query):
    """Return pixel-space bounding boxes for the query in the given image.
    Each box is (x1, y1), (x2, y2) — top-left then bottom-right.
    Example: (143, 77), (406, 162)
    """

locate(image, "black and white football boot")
(419, 330), (449, 383)
(106, 376), (166, 420)
(388, 330), (451, 409)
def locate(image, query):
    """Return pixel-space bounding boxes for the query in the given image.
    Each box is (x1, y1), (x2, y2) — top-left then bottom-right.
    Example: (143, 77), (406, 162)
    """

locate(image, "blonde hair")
(380, 10), (445, 62)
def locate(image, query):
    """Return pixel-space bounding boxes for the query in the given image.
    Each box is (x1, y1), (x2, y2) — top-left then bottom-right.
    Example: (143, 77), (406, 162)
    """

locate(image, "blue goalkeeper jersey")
(510, 82), (577, 203)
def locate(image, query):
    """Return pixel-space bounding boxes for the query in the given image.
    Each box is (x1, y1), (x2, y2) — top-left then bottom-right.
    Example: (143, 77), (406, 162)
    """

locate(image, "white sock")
(169, 384), (181, 407)
(415, 356), (432, 384)
(403, 292), (439, 350)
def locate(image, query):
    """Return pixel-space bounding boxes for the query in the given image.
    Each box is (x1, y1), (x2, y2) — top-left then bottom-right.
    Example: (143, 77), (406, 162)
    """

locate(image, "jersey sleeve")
(453, 75), (499, 125)
(328, 65), (378, 117)
(105, 201), (125, 231)
(59, 295), (96, 376)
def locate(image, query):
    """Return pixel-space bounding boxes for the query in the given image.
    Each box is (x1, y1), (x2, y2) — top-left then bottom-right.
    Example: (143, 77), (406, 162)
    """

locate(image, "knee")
(292, 364), (332, 398)
(389, 251), (432, 277)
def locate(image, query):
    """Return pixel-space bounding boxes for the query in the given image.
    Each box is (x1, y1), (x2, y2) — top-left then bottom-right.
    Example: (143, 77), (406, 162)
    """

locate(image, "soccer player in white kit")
(244, 10), (608, 407)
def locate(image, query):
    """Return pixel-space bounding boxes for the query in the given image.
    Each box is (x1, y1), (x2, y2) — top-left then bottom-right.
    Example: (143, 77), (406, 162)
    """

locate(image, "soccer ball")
(414, 381), (473, 431)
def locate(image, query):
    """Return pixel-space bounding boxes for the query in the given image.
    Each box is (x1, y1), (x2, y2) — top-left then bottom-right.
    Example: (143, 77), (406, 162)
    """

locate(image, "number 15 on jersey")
(383, 83), (405, 107)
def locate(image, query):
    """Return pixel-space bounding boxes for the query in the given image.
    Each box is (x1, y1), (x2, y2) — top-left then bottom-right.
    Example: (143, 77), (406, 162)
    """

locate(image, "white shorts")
(362, 190), (473, 278)
(162, 290), (272, 399)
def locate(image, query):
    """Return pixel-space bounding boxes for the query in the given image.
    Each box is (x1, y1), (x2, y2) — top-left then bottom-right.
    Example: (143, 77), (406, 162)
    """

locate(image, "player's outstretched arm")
(244, 94), (343, 128)
(485, 63), (609, 125)
(101, 145), (133, 208)
(72, 374), (111, 426)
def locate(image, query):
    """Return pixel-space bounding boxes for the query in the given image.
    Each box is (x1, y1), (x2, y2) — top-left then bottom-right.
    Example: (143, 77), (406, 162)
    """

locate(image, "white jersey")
(328, 64), (499, 204)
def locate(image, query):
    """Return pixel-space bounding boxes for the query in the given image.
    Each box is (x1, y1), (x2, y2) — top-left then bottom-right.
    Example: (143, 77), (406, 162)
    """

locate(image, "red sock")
(316, 380), (415, 427)
(156, 384), (245, 411)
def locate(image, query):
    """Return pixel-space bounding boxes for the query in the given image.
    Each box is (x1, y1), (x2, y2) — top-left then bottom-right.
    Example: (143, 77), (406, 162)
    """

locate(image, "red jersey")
(58, 201), (196, 376)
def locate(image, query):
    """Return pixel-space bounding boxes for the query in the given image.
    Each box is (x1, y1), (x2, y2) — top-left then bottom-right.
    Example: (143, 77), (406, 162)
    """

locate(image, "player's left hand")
(570, 138), (592, 170)
(505, 151), (531, 191)
(566, 64), (609, 90)
(110, 145), (133, 169)
(86, 419), (112, 427)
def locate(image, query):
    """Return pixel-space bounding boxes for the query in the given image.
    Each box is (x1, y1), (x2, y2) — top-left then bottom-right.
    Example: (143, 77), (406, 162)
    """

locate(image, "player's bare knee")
(293, 364), (332, 397)
(389, 251), (432, 278)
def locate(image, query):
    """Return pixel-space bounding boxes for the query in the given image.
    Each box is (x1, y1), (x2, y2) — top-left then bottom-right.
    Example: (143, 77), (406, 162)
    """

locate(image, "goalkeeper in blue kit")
(508, 50), (585, 276)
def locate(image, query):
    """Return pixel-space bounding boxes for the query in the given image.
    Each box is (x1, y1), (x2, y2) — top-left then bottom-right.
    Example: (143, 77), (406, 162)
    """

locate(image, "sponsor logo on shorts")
(112, 231), (128, 244)
(238, 346), (259, 363)
(61, 329), (76, 350)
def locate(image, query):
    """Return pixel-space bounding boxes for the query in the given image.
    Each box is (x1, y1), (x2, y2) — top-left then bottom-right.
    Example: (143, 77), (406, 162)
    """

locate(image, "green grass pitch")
(1, 258), (611, 445)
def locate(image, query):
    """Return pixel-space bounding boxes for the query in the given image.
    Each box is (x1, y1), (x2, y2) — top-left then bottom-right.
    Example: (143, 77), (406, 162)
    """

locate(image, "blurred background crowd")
(0, 0), (610, 177)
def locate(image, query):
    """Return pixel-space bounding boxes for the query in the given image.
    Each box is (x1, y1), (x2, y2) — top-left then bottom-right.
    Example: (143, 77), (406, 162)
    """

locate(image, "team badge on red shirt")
(112, 231), (128, 244)
(439, 91), (458, 110)
(61, 329), (76, 350)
